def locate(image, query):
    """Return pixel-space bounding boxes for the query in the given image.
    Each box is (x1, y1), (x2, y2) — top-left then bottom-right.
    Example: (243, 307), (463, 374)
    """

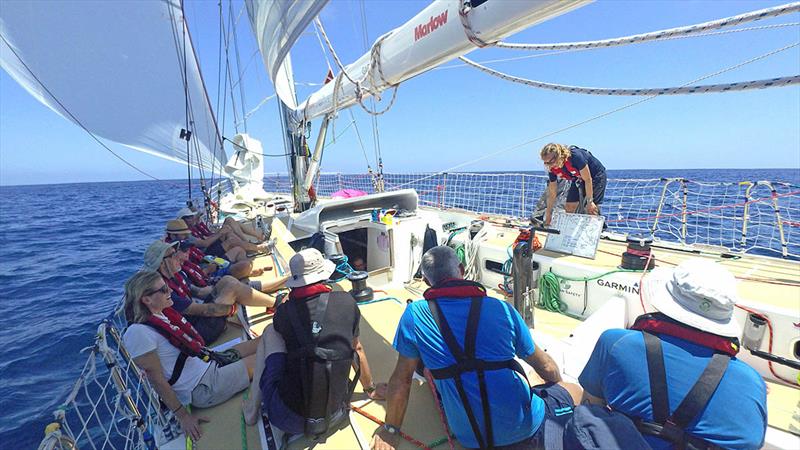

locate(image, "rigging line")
(0, 34), (160, 181)
(435, 22), (800, 70)
(494, 2), (800, 51)
(348, 108), (373, 168)
(359, 1), (383, 168)
(221, 5), (241, 133)
(180, 5), (192, 201)
(459, 48), (800, 96)
(228, 0), (248, 132)
(235, 94), (277, 128)
(391, 40), (799, 191)
(311, 20), (335, 73)
(211, 0), (225, 187)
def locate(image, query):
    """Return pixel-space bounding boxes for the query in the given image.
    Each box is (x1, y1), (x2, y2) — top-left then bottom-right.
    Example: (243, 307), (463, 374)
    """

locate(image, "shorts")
(466, 383), (575, 450)
(566, 171), (607, 205)
(191, 359), (249, 408)
(205, 240), (227, 258)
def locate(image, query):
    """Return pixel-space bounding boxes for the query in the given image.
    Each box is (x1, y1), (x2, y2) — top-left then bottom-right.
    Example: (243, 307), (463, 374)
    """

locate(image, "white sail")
(299, 0), (592, 120)
(0, 0), (225, 172)
(245, 0), (328, 109)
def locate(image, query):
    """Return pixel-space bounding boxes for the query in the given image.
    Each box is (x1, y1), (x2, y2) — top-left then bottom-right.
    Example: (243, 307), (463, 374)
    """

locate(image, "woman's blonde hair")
(123, 271), (163, 324)
(540, 143), (571, 164)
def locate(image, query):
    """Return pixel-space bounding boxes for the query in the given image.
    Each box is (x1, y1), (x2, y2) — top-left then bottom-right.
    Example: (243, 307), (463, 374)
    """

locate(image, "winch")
(621, 234), (656, 270)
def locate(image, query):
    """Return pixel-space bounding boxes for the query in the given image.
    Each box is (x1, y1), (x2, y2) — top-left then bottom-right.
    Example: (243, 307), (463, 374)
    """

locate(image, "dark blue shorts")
(485, 383), (575, 450)
(566, 172), (607, 205)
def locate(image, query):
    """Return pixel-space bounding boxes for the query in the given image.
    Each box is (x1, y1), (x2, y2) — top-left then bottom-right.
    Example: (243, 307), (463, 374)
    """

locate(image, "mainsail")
(0, 0), (225, 172)
(245, 0), (329, 110)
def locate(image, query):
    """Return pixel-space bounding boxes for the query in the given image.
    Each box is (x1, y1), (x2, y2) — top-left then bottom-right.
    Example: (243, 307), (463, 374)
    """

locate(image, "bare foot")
(242, 396), (260, 426)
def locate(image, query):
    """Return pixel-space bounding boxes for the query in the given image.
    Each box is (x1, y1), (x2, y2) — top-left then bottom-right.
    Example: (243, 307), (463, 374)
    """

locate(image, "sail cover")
(0, 0), (225, 172)
(245, 0), (328, 109)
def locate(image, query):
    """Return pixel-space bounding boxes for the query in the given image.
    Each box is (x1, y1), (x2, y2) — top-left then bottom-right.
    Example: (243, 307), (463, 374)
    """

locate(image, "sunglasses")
(144, 284), (170, 297)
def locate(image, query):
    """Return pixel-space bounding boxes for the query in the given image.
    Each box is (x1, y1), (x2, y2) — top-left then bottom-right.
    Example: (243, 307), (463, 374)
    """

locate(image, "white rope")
(460, 43), (800, 96)
(313, 17), (399, 117)
(495, 2), (800, 51)
(435, 22), (800, 70)
(234, 93), (275, 127)
(392, 41), (799, 190)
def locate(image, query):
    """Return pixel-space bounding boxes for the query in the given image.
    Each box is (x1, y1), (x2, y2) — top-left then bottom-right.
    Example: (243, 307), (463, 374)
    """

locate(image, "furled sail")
(0, 0), (225, 172)
(244, 0), (329, 109)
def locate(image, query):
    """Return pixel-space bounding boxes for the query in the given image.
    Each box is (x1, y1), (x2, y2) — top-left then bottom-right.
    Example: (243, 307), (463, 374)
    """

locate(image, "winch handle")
(529, 217), (560, 235)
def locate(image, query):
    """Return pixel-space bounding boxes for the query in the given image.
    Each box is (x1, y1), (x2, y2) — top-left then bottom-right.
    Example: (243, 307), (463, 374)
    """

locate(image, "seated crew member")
(372, 246), (582, 450)
(351, 256), (367, 272)
(144, 240), (278, 317)
(242, 248), (387, 444)
(175, 239), (288, 295)
(540, 142), (607, 226)
(122, 270), (260, 442)
(579, 259), (767, 449)
(165, 219), (258, 279)
(178, 207), (270, 256)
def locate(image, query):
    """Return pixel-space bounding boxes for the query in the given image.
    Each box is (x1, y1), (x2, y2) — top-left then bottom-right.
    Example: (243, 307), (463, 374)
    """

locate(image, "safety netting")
(265, 172), (800, 259)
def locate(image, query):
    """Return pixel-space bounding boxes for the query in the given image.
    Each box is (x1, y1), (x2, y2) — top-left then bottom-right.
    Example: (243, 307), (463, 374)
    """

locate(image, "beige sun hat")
(143, 240), (179, 272)
(286, 248), (336, 288)
(643, 258), (741, 338)
(176, 207), (200, 219)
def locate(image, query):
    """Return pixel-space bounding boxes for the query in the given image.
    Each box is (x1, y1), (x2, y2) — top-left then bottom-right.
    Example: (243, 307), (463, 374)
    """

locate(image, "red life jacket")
(164, 272), (192, 299)
(631, 313), (739, 357)
(289, 282), (332, 301)
(423, 278), (487, 300)
(188, 247), (205, 264)
(196, 222), (213, 237)
(181, 261), (208, 287)
(144, 307), (206, 356)
(549, 157), (582, 181)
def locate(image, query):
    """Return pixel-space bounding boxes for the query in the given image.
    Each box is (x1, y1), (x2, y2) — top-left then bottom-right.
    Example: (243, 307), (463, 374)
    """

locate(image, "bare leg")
(228, 259), (254, 279)
(224, 217), (265, 242)
(222, 234), (267, 254)
(213, 276), (276, 307)
(243, 326), (284, 425)
(225, 246), (249, 263)
(559, 381), (583, 405)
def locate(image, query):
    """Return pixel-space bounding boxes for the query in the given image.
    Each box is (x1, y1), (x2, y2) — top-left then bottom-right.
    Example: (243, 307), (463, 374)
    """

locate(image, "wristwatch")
(364, 384), (376, 394)
(382, 424), (400, 435)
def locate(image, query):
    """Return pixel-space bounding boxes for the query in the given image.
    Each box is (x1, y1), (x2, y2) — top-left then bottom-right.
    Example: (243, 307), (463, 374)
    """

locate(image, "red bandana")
(631, 313), (739, 357)
(289, 282), (333, 301)
(423, 279), (487, 300)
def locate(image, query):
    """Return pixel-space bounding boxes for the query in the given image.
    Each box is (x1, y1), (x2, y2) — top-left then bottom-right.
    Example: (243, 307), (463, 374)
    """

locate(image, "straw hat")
(643, 258), (741, 338)
(286, 248), (336, 288)
(166, 219), (191, 236)
(176, 207), (200, 219)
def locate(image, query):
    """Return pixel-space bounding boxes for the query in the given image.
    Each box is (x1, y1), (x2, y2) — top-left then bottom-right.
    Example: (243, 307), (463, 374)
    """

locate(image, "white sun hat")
(643, 258), (741, 338)
(286, 248), (336, 288)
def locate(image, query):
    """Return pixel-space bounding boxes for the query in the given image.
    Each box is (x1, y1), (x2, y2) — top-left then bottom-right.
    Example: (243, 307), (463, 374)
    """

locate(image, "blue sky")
(1, 0), (798, 186)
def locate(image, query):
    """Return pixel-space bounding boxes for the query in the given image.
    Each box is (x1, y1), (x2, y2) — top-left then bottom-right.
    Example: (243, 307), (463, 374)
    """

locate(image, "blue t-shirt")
(579, 329), (767, 450)
(393, 296), (543, 448)
(548, 146), (606, 182)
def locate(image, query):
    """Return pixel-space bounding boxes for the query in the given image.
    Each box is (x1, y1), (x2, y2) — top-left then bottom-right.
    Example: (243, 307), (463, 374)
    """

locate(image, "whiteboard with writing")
(544, 212), (605, 259)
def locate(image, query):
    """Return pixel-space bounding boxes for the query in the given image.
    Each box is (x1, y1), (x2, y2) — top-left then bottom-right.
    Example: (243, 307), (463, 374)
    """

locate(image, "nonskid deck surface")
(196, 217), (798, 449)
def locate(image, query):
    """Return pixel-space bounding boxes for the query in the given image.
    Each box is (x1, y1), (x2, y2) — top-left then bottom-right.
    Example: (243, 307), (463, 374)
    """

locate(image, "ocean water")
(1, 168), (798, 448)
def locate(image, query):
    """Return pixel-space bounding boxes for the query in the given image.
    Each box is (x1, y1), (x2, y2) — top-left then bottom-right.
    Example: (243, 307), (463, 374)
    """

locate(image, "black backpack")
(281, 293), (360, 440)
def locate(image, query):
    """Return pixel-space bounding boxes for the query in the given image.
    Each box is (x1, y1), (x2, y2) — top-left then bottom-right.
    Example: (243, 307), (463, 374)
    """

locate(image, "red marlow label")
(414, 10), (448, 41)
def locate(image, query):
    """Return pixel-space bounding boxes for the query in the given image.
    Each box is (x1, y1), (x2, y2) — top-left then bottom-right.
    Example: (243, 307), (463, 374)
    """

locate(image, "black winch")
(348, 271), (374, 303)
(621, 234), (656, 270)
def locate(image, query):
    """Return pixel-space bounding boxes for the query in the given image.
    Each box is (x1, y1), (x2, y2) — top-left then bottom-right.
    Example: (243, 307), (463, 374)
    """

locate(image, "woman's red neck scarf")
(145, 307), (205, 355)
(289, 282), (332, 301)
(423, 278), (487, 300)
(631, 313), (739, 357)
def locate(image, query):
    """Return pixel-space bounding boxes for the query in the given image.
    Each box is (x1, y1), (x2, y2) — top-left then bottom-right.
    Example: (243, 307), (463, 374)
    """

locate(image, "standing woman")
(540, 143), (607, 225)
(122, 271), (260, 442)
